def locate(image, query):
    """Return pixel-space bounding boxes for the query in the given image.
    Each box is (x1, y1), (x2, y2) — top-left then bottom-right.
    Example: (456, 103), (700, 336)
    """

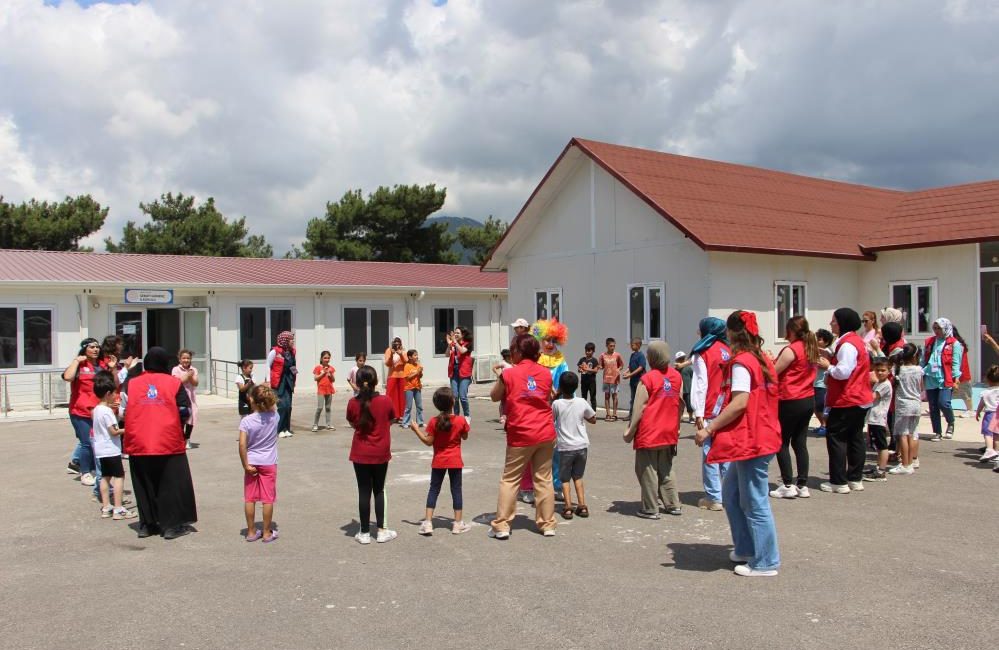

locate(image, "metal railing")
(210, 359), (243, 399)
(0, 369), (68, 417)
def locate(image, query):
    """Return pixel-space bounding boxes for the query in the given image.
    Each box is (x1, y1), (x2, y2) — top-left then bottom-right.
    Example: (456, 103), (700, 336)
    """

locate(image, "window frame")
(626, 283), (666, 344)
(431, 306), (475, 357)
(237, 304), (294, 361)
(534, 287), (563, 322)
(773, 281), (808, 342)
(340, 304), (393, 362)
(888, 280), (938, 338)
(0, 304), (56, 369)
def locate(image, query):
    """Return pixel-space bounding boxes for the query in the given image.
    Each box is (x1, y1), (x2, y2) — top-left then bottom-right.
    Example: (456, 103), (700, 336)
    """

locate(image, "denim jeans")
(701, 435), (729, 503)
(926, 387), (954, 434)
(451, 377), (471, 417)
(722, 454), (781, 572)
(277, 386), (293, 432)
(401, 389), (424, 427)
(70, 414), (95, 476)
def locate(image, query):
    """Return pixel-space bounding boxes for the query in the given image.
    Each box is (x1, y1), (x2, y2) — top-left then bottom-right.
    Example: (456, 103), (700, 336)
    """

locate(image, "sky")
(2, 0), (999, 255)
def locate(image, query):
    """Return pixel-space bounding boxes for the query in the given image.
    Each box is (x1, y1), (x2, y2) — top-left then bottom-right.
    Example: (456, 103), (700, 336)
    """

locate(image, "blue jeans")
(70, 414), (95, 476)
(701, 435), (729, 503)
(552, 449), (562, 491)
(402, 389), (424, 426)
(926, 387), (953, 434)
(451, 377), (471, 417)
(722, 454), (781, 572)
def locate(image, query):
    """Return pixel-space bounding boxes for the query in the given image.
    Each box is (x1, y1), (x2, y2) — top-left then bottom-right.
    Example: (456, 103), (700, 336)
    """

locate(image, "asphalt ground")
(3, 394), (996, 650)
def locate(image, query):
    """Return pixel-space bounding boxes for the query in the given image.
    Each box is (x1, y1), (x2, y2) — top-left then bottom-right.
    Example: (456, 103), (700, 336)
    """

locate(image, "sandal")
(561, 507), (574, 520)
(575, 505), (589, 518)
(245, 530), (262, 542)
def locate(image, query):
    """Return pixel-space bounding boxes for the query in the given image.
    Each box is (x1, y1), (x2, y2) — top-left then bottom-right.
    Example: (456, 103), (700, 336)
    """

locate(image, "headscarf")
(78, 337), (99, 356)
(881, 322), (903, 347)
(933, 317), (953, 338)
(880, 307), (904, 324)
(691, 317), (727, 355)
(143, 347), (173, 374)
(833, 308), (862, 335)
(646, 340), (671, 371)
(276, 331), (294, 350)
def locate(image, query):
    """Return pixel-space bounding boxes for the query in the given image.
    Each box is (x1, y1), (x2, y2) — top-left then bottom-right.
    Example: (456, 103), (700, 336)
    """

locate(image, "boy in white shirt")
(863, 359), (893, 482)
(552, 372), (596, 519)
(92, 371), (137, 520)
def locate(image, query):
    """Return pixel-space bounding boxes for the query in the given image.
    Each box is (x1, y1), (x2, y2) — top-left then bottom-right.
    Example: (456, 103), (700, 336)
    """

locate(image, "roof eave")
(706, 244), (876, 262)
(863, 234), (999, 254)
(0, 280), (507, 293)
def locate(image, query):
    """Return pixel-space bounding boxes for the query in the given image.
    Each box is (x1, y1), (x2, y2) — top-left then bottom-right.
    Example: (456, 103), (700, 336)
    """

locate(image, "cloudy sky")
(2, 0), (998, 254)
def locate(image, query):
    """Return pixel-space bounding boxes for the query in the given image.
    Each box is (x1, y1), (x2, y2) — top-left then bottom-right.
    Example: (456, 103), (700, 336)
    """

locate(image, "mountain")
(426, 215), (483, 264)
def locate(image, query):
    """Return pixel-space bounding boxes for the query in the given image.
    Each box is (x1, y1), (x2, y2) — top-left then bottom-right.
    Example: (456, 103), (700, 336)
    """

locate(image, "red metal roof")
(0, 250), (507, 290)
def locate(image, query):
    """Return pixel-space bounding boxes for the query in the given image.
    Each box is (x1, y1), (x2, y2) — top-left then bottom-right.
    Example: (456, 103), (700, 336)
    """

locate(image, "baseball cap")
(674, 351), (687, 360)
(511, 318), (529, 328)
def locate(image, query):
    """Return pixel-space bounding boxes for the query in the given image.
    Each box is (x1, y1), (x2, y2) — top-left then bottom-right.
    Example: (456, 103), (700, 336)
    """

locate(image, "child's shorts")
(893, 415), (920, 438)
(603, 383), (619, 395)
(983, 411), (995, 437)
(98, 455), (125, 478)
(868, 425), (890, 451)
(244, 464), (277, 504)
(559, 448), (588, 481)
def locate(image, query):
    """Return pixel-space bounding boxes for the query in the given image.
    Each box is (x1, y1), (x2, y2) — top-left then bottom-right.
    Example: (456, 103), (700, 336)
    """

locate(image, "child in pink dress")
(172, 349), (199, 450)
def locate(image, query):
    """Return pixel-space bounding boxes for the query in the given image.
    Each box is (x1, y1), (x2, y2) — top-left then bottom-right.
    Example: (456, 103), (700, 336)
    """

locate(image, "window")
(0, 306), (54, 369)
(890, 281), (936, 336)
(535, 288), (562, 321)
(774, 282), (807, 340)
(433, 307), (474, 355)
(239, 307), (292, 360)
(627, 283), (665, 343)
(342, 307), (390, 359)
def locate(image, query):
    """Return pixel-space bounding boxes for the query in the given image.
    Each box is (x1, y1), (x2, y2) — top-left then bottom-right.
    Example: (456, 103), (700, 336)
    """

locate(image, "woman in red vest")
(695, 311), (781, 577)
(817, 308), (871, 493)
(62, 338), (102, 486)
(770, 316), (818, 499)
(122, 347), (196, 540)
(689, 317), (731, 511)
(488, 333), (557, 539)
(447, 327), (474, 421)
(268, 331), (297, 438)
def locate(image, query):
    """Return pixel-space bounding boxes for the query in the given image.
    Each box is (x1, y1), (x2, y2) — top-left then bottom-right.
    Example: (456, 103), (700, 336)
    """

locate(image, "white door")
(181, 308), (210, 393)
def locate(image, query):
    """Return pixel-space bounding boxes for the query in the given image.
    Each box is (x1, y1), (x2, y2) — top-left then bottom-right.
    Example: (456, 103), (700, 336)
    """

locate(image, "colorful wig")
(531, 318), (569, 346)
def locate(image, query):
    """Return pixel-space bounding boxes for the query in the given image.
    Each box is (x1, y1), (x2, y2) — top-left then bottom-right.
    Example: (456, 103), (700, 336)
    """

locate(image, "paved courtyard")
(3, 393), (996, 649)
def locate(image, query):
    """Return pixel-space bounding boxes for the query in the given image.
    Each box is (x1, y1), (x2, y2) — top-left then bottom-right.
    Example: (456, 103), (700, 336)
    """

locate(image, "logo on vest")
(662, 377), (673, 394)
(720, 349), (731, 362)
(146, 384), (159, 399)
(526, 376), (537, 391)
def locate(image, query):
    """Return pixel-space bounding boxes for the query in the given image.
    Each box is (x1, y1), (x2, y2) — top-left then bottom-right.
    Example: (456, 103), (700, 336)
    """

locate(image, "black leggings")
(426, 468), (463, 510)
(776, 397), (813, 487)
(353, 462), (388, 533)
(826, 406), (869, 485)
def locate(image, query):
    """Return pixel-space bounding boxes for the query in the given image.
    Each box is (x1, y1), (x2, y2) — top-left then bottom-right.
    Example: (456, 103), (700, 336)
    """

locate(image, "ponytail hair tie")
(739, 311), (760, 338)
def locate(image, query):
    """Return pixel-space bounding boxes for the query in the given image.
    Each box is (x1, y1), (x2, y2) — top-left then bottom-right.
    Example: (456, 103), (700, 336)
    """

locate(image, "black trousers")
(580, 378), (597, 410)
(129, 454), (198, 531)
(777, 397), (813, 487)
(826, 406), (869, 485)
(353, 462), (388, 533)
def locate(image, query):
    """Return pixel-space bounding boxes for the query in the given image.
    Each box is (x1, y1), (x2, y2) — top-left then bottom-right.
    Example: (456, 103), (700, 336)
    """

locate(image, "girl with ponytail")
(770, 316), (818, 500)
(346, 365), (397, 545)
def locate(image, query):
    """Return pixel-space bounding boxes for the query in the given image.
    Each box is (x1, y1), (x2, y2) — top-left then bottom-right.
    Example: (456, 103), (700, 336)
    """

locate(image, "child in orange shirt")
(311, 350), (336, 431)
(400, 349), (424, 428)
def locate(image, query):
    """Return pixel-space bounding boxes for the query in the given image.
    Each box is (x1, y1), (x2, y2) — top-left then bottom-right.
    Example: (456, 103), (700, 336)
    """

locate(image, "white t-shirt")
(91, 403), (122, 458)
(980, 387), (999, 413)
(552, 397), (595, 451)
(866, 381), (893, 427)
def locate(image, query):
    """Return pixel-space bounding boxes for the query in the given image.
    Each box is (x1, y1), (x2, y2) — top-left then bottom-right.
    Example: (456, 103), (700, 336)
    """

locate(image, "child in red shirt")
(312, 350), (336, 432)
(346, 366), (396, 545)
(410, 387), (471, 536)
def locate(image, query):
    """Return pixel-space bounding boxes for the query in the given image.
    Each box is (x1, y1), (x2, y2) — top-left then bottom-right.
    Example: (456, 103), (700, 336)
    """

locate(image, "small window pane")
(536, 291), (548, 320)
(792, 285), (805, 316)
(775, 285), (791, 333)
(115, 311), (144, 360)
(434, 308), (456, 356)
(269, 309), (292, 347)
(23, 309), (52, 366)
(458, 310), (474, 351)
(917, 286), (932, 333)
(648, 288), (662, 340)
(239, 307), (266, 360)
(891, 285), (912, 334)
(0, 307), (16, 369)
(629, 287), (645, 342)
(370, 309), (390, 353)
(550, 292), (560, 321)
(343, 308), (367, 358)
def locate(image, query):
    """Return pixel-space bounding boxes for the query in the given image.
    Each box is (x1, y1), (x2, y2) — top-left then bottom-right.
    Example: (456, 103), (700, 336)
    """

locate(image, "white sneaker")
(769, 484), (798, 499)
(888, 465), (914, 475)
(819, 482), (850, 494)
(912, 458), (920, 469)
(80, 473), (96, 486)
(355, 532), (372, 545)
(517, 490), (535, 505)
(451, 521), (471, 535)
(487, 528), (509, 540)
(734, 564), (778, 577)
(466, 416), (471, 425)
(185, 441), (192, 450)
(418, 520), (433, 536)
(729, 551), (752, 563)
(376, 529), (398, 543)
(278, 431), (291, 438)
(542, 529), (556, 537)
(796, 486), (811, 498)
(311, 425), (319, 432)
(980, 450), (999, 462)
(847, 481), (864, 492)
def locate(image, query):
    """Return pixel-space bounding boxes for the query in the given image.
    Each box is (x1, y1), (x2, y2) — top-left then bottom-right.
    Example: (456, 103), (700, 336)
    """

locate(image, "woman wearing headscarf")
(689, 317), (731, 511)
(922, 317), (963, 440)
(122, 347), (195, 540)
(880, 307), (905, 329)
(62, 338), (102, 486)
(695, 311), (781, 577)
(268, 331), (297, 438)
(816, 308), (871, 493)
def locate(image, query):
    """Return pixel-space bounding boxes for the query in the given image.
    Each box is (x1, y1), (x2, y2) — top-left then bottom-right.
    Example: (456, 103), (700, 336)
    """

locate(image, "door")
(181, 308), (210, 393)
(113, 310), (145, 360)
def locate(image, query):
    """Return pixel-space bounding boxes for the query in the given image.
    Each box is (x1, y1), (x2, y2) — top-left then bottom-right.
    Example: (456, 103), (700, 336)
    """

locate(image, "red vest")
(448, 344), (473, 379)
(269, 347), (296, 389)
(502, 360), (556, 447)
(69, 361), (100, 418)
(634, 368), (682, 449)
(778, 339), (816, 401)
(123, 372), (185, 456)
(707, 352), (781, 464)
(923, 336), (959, 387)
(700, 340), (731, 419)
(825, 333), (872, 408)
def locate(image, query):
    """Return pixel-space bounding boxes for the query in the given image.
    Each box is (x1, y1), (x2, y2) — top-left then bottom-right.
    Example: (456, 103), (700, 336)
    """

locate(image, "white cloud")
(1, 0), (998, 254)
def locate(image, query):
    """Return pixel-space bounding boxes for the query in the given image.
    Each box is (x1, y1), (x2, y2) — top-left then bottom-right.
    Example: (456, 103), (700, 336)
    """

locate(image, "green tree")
(456, 215), (508, 266)
(0, 194), (107, 251)
(105, 193), (273, 257)
(304, 184), (458, 263)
